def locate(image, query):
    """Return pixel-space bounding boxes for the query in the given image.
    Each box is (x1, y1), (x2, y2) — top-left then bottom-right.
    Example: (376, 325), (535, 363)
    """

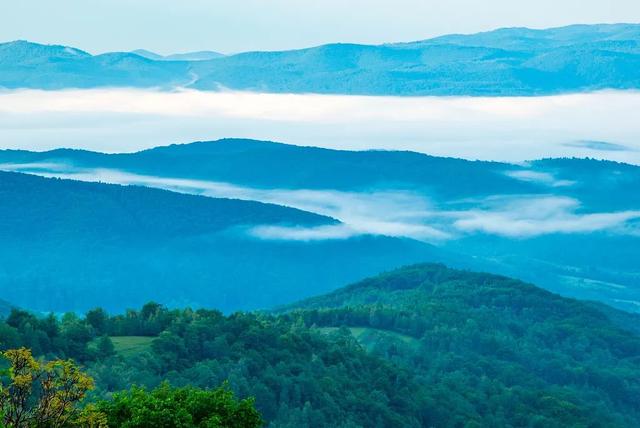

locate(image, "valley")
(2, 139), (639, 313)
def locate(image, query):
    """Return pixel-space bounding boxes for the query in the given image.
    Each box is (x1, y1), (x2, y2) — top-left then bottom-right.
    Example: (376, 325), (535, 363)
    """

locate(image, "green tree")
(0, 348), (99, 427)
(95, 336), (116, 359)
(85, 308), (109, 336)
(96, 382), (263, 428)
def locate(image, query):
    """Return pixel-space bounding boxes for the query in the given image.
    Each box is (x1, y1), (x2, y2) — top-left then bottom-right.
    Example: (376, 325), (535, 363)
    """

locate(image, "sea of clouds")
(1, 89), (640, 164)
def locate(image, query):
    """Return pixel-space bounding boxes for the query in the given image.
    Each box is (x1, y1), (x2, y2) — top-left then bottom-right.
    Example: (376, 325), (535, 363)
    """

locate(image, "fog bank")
(1, 89), (640, 164)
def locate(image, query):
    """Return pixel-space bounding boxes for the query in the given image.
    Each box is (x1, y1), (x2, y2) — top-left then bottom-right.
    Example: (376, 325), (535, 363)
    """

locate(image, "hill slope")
(0, 299), (14, 318)
(3, 139), (639, 312)
(284, 263), (640, 426)
(6, 265), (640, 426)
(2, 24), (640, 95)
(0, 171), (450, 313)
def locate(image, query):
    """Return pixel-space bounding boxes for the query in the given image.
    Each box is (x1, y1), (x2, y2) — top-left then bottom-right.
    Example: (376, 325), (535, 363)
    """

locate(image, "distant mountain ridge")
(0, 170), (450, 313)
(132, 49), (225, 61)
(2, 23), (640, 95)
(2, 138), (639, 312)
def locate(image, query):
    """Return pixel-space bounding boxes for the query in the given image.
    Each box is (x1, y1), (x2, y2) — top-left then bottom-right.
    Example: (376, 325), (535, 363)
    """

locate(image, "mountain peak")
(0, 40), (91, 59)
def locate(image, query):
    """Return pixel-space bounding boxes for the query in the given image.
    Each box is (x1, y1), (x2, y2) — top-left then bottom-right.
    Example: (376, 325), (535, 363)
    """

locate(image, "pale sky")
(2, 0), (639, 54)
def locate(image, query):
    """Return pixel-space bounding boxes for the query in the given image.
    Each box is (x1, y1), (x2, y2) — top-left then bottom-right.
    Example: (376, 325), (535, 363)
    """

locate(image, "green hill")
(4, 264), (640, 425)
(284, 264), (640, 426)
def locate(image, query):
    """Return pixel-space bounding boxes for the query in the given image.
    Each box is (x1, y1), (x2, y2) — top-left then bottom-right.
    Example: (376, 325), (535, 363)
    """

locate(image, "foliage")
(0, 305), (426, 427)
(95, 382), (262, 428)
(286, 263), (640, 426)
(3, 264), (640, 426)
(0, 348), (96, 427)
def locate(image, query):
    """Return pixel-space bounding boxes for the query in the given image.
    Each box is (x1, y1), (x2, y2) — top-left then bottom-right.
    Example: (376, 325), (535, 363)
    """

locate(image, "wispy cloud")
(3, 163), (640, 242)
(505, 170), (575, 187)
(452, 196), (640, 237)
(565, 140), (633, 152)
(1, 164), (449, 241)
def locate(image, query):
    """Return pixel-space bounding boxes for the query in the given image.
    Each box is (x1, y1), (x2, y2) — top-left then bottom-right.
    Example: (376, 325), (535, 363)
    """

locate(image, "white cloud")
(2, 89), (640, 164)
(452, 196), (640, 237)
(3, 163), (640, 242)
(249, 224), (357, 241)
(505, 170), (575, 187)
(1, 164), (449, 241)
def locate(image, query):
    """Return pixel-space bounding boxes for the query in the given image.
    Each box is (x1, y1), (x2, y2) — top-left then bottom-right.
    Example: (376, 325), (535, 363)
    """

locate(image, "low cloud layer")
(504, 170), (575, 187)
(2, 89), (640, 164)
(565, 140), (634, 152)
(3, 163), (640, 242)
(452, 196), (640, 237)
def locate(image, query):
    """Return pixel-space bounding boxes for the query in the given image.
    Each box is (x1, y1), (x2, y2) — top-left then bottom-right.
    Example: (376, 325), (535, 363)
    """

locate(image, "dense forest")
(0, 304), (426, 427)
(2, 264), (640, 426)
(4, 140), (640, 313)
(285, 264), (640, 426)
(0, 170), (447, 314)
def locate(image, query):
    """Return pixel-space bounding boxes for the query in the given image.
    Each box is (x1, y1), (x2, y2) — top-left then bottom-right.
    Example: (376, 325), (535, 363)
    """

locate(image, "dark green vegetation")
(3, 265), (640, 426)
(2, 24), (640, 95)
(0, 303), (429, 427)
(97, 383), (263, 428)
(283, 264), (640, 426)
(3, 139), (639, 312)
(0, 170), (447, 313)
(0, 345), (261, 428)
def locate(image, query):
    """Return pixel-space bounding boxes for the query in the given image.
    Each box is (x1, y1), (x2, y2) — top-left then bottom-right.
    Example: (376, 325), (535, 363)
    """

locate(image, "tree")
(96, 382), (263, 428)
(0, 347), (98, 427)
(85, 308), (109, 336)
(95, 336), (116, 359)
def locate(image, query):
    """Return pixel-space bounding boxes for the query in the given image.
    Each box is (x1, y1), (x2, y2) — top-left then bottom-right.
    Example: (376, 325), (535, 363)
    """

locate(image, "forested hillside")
(0, 305), (428, 427)
(284, 264), (640, 426)
(0, 171), (448, 313)
(2, 265), (640, 426)
(3, 140), (640, 312)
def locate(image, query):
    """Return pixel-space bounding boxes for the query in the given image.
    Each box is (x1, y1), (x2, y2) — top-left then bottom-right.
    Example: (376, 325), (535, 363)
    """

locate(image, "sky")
(2, 0), (640, 54)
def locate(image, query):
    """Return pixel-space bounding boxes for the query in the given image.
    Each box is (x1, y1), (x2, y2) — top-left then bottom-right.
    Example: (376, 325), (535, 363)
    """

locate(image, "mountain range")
(0, 169), (449, 313)
(2, 24), (640, 95)
(2, 138), (639, 313)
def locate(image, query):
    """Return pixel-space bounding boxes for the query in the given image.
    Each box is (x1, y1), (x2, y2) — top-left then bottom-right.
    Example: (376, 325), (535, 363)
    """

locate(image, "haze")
(1, 89), (640, 164)
(2, 0), (640, 53)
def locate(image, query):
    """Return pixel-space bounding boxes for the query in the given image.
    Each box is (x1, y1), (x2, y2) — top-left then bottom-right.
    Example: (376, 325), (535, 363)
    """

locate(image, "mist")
(1, 89), (640, 164)
(3, 163), (639, 241)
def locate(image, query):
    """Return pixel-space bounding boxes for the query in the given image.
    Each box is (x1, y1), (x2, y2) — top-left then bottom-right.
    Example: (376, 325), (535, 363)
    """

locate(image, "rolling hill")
(5, 264), (640, 425)
(0, 171), (450, 313)
(2, 139), (639, 312)
(281, 263), (640, 426)
(2, 24), (640, 95)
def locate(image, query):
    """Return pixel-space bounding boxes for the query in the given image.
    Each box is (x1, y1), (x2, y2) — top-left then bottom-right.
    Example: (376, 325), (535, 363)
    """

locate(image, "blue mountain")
(132, 49), (225, 61)
(2, 24), (640, 95)
(0, 170), (451, 313)
(2, 139), (639, 312)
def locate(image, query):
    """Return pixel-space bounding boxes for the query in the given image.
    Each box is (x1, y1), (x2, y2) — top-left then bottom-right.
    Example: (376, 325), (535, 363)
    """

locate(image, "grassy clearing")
(109, 336), (155, 357)
(317, 326), (419, 351)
